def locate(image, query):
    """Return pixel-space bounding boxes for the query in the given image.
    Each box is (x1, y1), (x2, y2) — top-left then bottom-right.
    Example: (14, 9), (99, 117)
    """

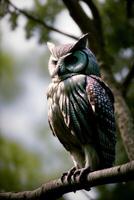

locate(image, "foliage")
(100, 0), (134, 54)
(0, 50), (23, 103)
(0, 135), (43, 192)
(98, 182), (134, 200)
(25, 0), (63, 43)
(5, 0), (64, 43)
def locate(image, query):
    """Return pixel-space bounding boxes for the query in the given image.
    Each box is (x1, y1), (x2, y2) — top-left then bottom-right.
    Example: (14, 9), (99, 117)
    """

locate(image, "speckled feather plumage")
(86, 75), (116, 167)
(47, 75), (116, 169)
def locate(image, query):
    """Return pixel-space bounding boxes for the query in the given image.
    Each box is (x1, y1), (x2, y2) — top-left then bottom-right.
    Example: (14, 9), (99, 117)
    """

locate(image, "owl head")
(47, 33), (100, 81)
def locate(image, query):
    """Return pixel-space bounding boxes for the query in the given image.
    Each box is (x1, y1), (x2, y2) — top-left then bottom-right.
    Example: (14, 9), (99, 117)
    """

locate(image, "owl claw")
(61, 166), (91, 190)
(73, 166), (91, 191)
(61, 166), (77, 183)
(67, 167), (77, 183)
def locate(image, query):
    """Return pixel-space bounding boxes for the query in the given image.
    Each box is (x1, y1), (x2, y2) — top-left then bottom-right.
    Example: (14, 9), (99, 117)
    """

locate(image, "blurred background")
(0, 0), (134, 200)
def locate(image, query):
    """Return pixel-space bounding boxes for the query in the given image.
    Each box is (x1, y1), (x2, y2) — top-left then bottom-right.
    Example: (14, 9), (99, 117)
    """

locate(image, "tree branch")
(80, 0), (107, 63)
(62, 0), (100, 54)
(81, 0), (104, 45)
(126, 0), (134, 18)
(62, 0), (92, 31)
(82, 0), (105, 49)
(122, 61), (134, 96)
(6, 0), (78, 40)
(81, 0), (100, 20)
(0, 162), (134, 200)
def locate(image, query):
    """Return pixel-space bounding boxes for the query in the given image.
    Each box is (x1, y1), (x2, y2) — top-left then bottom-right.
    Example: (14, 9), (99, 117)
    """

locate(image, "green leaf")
(0, 0), (9, 18)
(9, 12), (19, 30)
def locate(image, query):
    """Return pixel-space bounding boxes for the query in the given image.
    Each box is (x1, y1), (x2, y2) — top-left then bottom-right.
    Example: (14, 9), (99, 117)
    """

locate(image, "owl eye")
(63, 51), (87, 73)
(52, 60), (58, 65)
(64, 55), (78, 65)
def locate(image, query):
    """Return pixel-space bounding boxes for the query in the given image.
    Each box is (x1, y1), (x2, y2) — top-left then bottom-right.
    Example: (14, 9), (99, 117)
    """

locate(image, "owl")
(47, 34), (116, 182)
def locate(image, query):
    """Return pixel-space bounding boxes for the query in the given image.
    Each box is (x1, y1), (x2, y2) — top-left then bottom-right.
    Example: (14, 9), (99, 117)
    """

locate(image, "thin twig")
(6, 0), (78, 40)
(0, 161), (134, 200)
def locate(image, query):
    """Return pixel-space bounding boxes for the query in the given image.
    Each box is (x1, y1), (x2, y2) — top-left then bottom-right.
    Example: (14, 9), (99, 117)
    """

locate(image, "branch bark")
(6, 0), (78, 40)
(0, 162), (134, 200)
(101, 65), (134, 161)
(122, 61), (134, 96)
(81, 0), (104, 48)
(114, 90), (134, 160)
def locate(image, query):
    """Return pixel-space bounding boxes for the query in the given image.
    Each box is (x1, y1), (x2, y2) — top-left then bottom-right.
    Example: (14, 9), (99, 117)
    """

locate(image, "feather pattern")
(47, 36), (116, 170)
(47, 74), (116, 168)
(86, 75), (116, 168)
(48, 75), (98, 146)
(51, 44), (74, 59)
(61, 75), (98, 143)
(47, 74), (116, 169)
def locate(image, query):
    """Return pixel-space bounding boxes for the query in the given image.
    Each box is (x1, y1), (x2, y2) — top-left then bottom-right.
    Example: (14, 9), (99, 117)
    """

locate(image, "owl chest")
(47, 75), (91, 146)
(47, 75), (87, 121)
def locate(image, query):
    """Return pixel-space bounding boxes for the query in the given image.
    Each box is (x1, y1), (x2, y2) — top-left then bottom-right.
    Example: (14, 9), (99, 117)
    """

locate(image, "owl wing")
(86, 75), (116, 168)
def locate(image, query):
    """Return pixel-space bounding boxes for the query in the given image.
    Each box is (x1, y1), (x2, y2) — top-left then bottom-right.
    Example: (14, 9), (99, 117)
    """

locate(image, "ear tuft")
(47, 42), (55, 53)
(70, 33), (89, 51)
(79, 33), (89, 45)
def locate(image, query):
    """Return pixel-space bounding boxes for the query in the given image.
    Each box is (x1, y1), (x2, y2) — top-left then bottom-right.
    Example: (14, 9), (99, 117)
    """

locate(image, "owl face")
(47, 34), (100, 81)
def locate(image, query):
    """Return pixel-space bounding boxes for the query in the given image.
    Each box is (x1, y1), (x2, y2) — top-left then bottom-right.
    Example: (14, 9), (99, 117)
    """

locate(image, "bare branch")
(122, 61), (134, 96)
(0, 162), (134, 200)
(6, 0), (78, 40)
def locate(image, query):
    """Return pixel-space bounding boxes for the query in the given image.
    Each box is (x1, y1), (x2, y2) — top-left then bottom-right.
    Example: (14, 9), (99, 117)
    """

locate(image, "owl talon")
(79, 166), (91, 182)
(61, 172), (68, 183)
(79, 166), (91, 191)
(73, 169), (81, 181)
(61, 166), (77, 183)
(67, 166), (77, 183)
(72, 166), (91, 191)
